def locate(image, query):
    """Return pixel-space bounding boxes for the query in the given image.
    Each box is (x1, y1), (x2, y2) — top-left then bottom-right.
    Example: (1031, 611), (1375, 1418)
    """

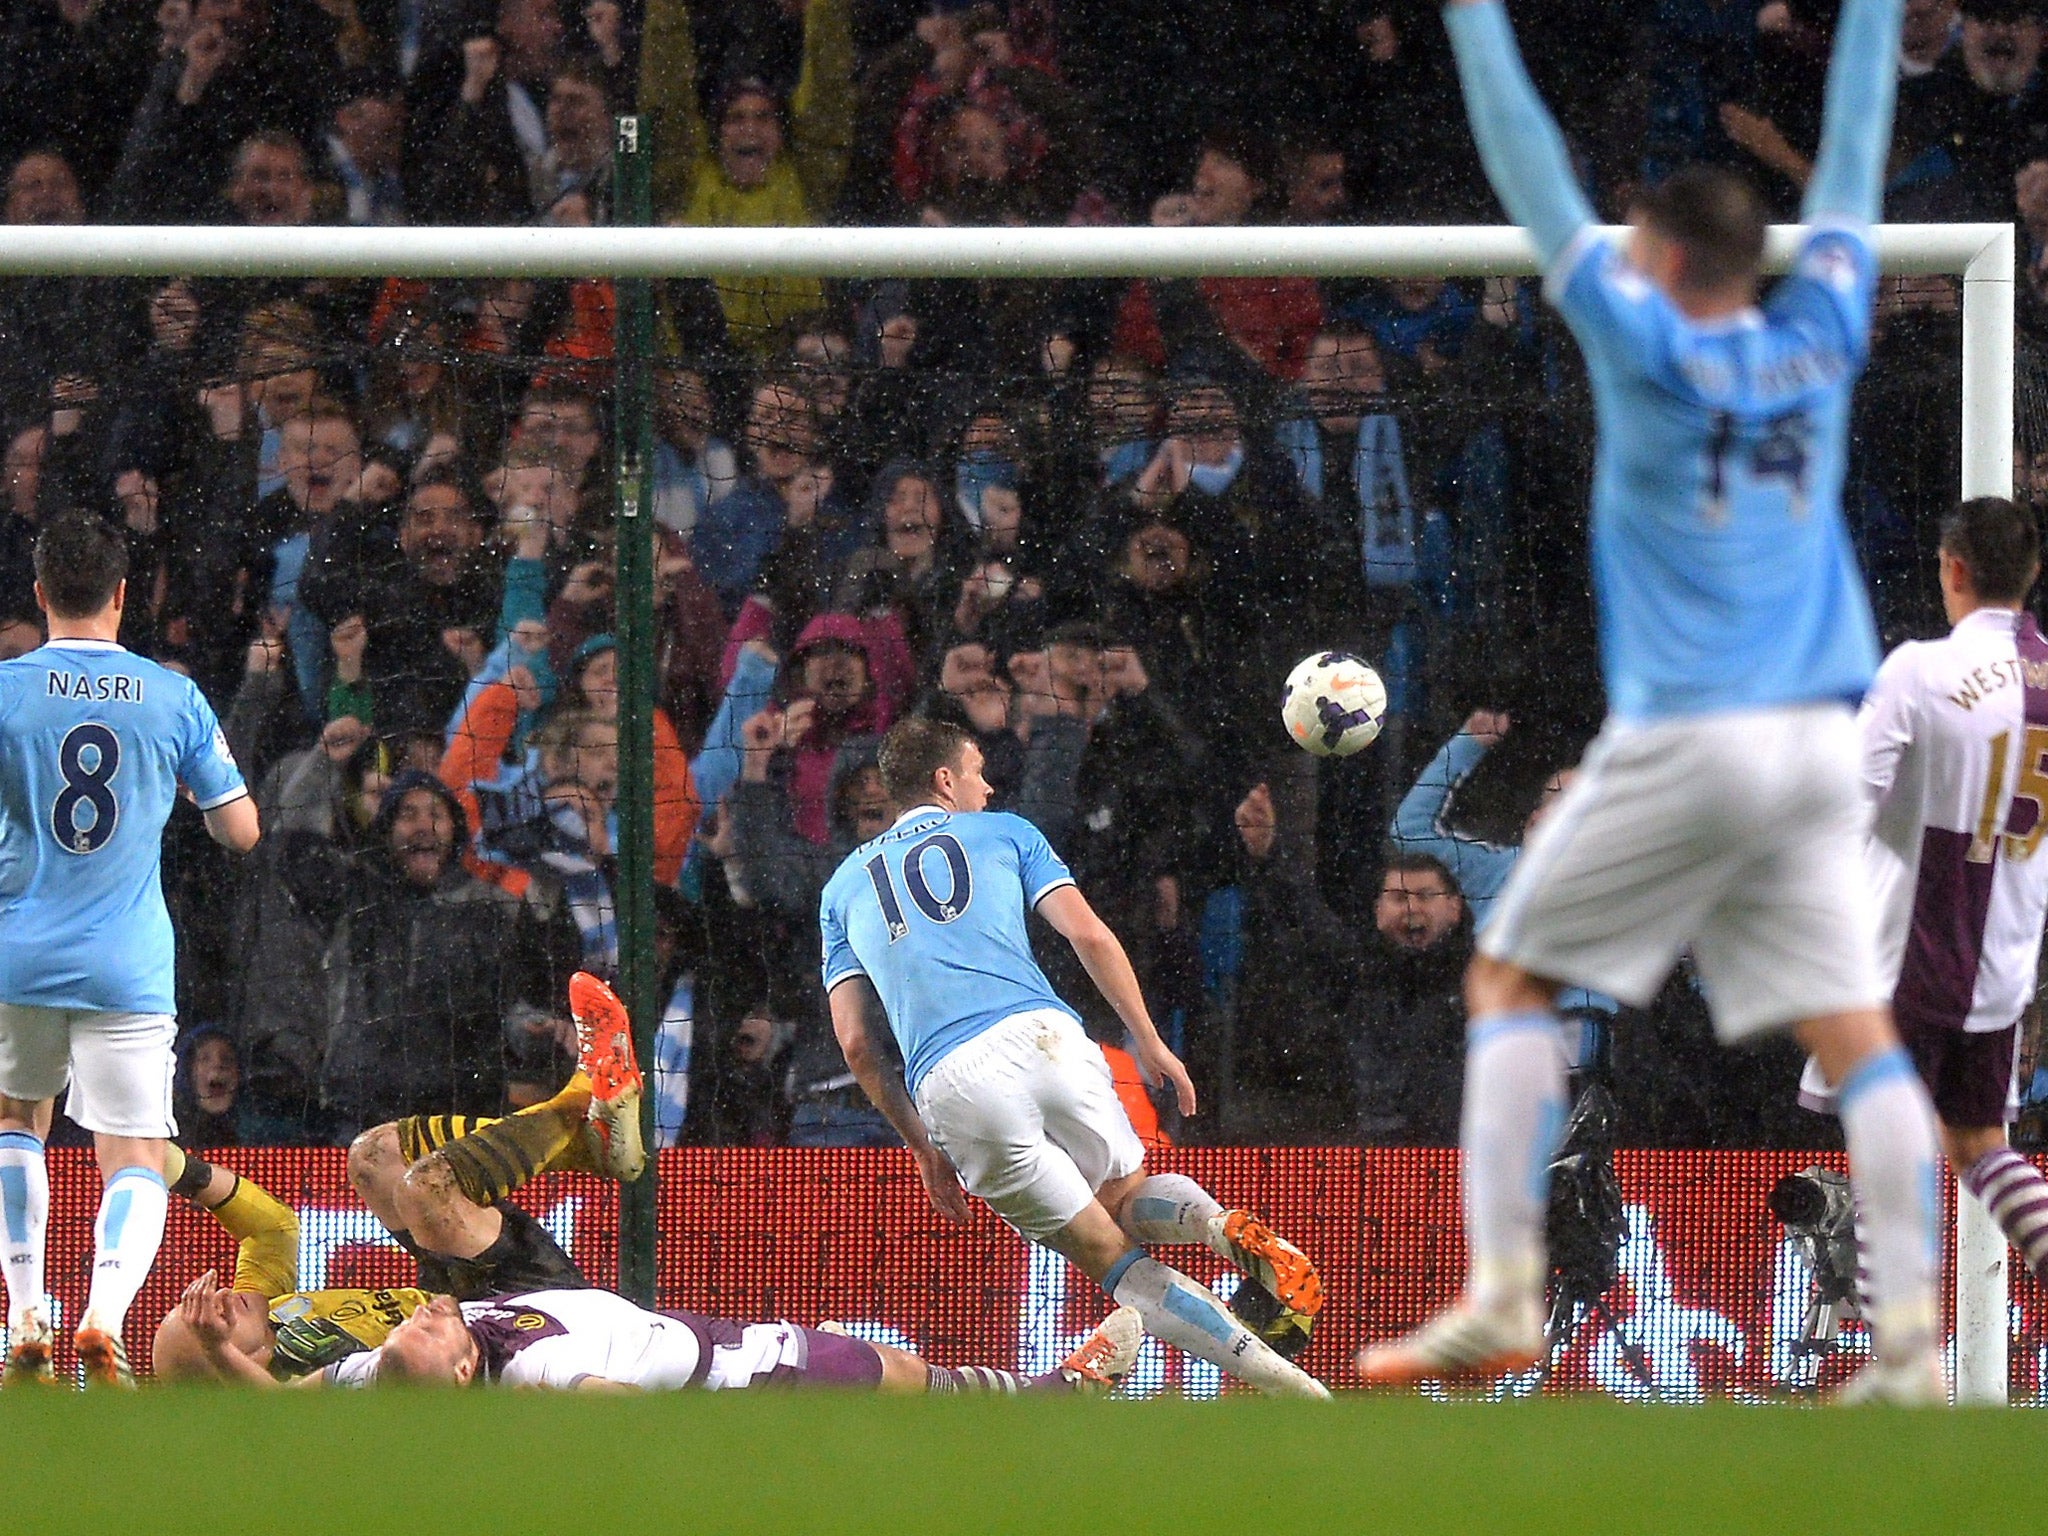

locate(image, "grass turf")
(5, 1390), (2040, 1535)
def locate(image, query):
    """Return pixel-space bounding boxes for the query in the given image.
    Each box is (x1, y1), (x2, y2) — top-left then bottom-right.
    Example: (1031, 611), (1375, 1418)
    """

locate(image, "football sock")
(1837, 1048), (1941, 1355)
(434, 1104), (582, 1207)
(1460, 1009), (1567, 1310)
(925, 1364), (1054, 1393)
(1961, 1146), (2048, 1286)
(532, 1072), (598, 1175)
(81, 1165), (168, 1336)
(396, 1114), (490, 1165)
(1104, 1251), (1319, 1397)
(0, 1131), (49, 1330)
(1118, 1174), (1224, 1249)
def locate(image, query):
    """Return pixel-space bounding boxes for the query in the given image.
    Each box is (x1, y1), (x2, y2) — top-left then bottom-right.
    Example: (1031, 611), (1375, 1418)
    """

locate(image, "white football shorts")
(0, 1005), (177, 1138)
(914, 1008), (1146, 1242)
(1478, 702), (1883, 1040)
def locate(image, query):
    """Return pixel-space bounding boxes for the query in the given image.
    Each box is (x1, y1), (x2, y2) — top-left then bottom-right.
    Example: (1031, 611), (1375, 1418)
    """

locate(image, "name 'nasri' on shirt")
(44, 670), (144, 703)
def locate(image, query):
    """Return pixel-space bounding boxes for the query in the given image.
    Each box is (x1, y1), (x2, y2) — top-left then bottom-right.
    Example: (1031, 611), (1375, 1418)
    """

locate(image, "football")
(1280, 652), (1387, 757)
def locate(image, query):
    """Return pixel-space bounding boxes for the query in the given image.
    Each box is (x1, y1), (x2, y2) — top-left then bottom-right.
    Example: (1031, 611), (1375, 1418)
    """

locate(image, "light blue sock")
(1836, 1047), (1941, 1355)
(84, 1166), (168, 1335)
(0, 1131), (48, 1330)
(1460, 1008), (1567, 1307)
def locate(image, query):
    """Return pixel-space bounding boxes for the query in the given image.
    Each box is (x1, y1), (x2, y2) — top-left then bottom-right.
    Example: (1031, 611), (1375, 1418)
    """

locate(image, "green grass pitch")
(3, 1390), (2037, 1534)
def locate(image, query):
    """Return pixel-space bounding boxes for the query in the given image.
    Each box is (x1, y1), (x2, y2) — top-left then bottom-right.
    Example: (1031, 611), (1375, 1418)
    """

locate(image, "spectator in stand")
(0, 0), (160, 201)
(750, 612), (899, 847)
(1348, 852), (1472, 1147)
(421, 43), (615, 223)
(1113, 132), (1324, 391)
(1389, 710), (1616, 1064)
(363, 310), (474, 459)
(1278, 135), (1349, 224)
(0, 151), (88, 428)
(640, 0), (855, 347)
(403, 0), (567, 215)
(832, 461), (965, 662)
(1009, 622), (1208, 1035)
(173, 1027), (247, 1148)
(1223, 782), (1363, 1140)
(651, 365), (737, 541)
(322, 67), (409, 225)
(0, 425), (47, 612)
(1911, 0), (2048, 221)
(847, 7), (1102, 228)
(299, 465), (501, 737)
(104, 0), (338, 223)
(280, 769), (577, 1137)
(1892, 0), (1966, 202)
(694, 375), (857, 610)
(913, 638), (1024, 802)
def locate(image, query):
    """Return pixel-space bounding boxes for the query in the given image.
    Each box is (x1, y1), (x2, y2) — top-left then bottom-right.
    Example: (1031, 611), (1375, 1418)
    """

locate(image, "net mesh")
(0, 246), (2034, 1395)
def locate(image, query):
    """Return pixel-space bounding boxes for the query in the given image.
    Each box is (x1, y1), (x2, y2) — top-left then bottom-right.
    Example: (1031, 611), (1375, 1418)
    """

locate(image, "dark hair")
(32, 513), (127, 619)
(1631, 166), (1768, 292)
(1941, 496), (2041, 603)
(878, 716), (973, 802)
(1381, 850), (1460, 897)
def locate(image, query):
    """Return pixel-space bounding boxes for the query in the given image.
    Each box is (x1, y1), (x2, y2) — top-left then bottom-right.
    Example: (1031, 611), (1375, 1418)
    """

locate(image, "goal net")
(0, 209), (2027, 1401)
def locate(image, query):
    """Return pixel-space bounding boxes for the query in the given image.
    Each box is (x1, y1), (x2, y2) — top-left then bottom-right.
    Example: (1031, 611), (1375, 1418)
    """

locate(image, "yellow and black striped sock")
(395, 1115), (495, 1167)
(532, 1072), (597, 1175)
(434, 1111), (580, 1208)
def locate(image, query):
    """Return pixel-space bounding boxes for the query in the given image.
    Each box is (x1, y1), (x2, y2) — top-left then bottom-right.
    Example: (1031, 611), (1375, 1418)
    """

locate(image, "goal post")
(0, 206), (2012, 1402)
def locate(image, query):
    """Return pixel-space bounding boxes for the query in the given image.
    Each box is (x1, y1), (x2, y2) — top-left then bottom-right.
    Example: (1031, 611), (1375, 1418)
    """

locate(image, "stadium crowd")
(0, 0), (2037, 1149)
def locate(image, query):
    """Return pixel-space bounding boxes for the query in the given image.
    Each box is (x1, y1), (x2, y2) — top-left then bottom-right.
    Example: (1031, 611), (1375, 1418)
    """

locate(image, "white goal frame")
(0, 217), (2015, 1404)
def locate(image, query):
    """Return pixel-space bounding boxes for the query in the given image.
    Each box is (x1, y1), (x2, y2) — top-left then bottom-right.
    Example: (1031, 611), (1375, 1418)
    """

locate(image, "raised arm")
(1803, 0), (1906, 226)
(1442, 0), (1597, 266)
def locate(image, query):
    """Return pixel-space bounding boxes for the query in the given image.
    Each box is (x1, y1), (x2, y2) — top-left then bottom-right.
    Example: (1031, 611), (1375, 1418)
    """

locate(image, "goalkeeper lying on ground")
(152, 973), (645, 1383)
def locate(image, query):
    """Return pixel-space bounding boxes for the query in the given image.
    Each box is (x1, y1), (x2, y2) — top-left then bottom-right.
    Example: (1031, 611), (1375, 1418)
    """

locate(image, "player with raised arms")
(820, 716), (1329, 1399)
(1798, 500), (2048, 1296)
(0, 514), (261, 1385)
(1360, 0), (1949, 1403)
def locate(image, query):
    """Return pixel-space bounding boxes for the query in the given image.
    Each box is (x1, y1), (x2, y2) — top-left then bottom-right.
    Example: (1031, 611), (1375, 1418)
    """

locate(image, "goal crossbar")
(0, 221), (2011, 282)
(0, 216), (2015, 1405)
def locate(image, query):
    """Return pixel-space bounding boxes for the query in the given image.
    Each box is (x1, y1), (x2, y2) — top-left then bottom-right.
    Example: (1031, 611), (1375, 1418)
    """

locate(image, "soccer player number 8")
(52, 722), (121, 855)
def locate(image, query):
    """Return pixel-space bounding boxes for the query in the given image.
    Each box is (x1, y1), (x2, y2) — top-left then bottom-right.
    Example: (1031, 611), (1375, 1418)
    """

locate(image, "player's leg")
(0, 1005), (68, 1382)
(1109, 1171), (1325, 1348)
(1949, 1115), (2048, 1286)
(914, 1015), (1326, 1398)
(1914, 1024), (2048, 1289)
(0, 1087), (56, 1383)
(1357, 955), (1565, 1385)
(1797, 1010), (1943, 1403)
(1726, 709), (1942, 1402)
(1362, 732), (1707, 1384)
(871, 1308), (1144, 1395)
(1040, 1199), (1326, 1398)
(65, 1010), (179, 1387)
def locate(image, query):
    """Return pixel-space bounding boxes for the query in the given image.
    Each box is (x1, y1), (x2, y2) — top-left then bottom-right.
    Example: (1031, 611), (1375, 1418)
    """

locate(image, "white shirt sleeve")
(1858, 643), (1921, 809)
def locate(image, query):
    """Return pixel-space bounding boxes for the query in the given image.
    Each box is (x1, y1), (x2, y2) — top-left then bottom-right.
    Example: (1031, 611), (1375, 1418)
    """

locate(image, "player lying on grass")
(821, 717), (1328, 1399)
(152, 972), (642, 1383)
(292, 1285), (1142, 1395)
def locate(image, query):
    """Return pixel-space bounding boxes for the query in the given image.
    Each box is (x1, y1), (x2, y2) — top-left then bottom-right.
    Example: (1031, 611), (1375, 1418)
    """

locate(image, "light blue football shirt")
(0, 639), (247, 1013)
(1445, 0), (1903, 723)
(820, 805), (1079, 1094)
(1549, 223), (1882, 721)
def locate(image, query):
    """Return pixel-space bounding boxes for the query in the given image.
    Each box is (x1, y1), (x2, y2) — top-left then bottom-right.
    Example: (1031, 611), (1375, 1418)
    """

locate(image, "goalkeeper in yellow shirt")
(151, 974), (642, 1384)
